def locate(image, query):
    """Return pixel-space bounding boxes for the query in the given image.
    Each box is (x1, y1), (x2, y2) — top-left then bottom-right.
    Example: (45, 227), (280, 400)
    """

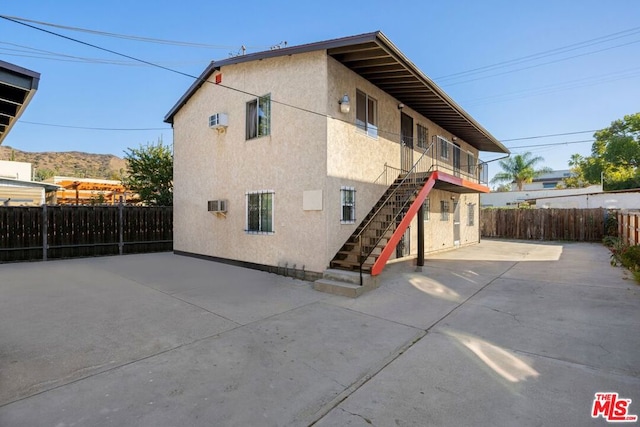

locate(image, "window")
(356, 90), (378, 138)
(467, 153), (475, 174)
(246, 191), (274, 233)
(543, 182), (558, 189)
(439, 137), (449, 159)
(468, 203), (475, 226)
(341, 187), (356, 223)
(423, 197), (430, 221)
(417, 124), (429, 149)
(440, 200), (450, 221)
(246, 94), (271, 139)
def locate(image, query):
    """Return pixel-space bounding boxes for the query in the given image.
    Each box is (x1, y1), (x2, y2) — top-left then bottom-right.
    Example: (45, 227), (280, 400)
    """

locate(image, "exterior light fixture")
(339, 94), (350, 113)
(398, 103), (405, 110)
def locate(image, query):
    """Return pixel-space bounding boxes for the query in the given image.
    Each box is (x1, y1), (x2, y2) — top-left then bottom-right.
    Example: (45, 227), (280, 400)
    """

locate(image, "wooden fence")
(618, 211), (640, 246)
(480, 208), (607, 241)
(0, 205), (172, 262)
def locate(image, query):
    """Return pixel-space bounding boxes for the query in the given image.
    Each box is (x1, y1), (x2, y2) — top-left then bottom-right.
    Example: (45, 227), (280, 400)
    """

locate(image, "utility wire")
(502, 130), (598, 142)
(19, 121), (170, 131)
(1, 14), (267, 50)
(0, 16), (612, 151)
(435, 26), (640, 81)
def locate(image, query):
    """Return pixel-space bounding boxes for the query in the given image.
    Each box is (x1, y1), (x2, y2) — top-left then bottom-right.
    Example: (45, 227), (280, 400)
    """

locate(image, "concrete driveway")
(1, 240), (639, 426)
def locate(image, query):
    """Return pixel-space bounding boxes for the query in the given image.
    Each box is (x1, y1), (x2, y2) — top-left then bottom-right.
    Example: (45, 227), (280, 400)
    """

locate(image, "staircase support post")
(417, 203), (424, 270)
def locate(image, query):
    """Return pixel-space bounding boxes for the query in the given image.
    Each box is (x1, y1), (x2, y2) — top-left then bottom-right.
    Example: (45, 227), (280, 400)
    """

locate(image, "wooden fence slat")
(0, 206), (173, 262)
(481, 208), (608, 242)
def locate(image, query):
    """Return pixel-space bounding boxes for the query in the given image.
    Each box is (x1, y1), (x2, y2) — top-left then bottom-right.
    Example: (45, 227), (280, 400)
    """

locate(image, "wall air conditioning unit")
(209, 113), (228, 129)
(208, 199), (228, 213)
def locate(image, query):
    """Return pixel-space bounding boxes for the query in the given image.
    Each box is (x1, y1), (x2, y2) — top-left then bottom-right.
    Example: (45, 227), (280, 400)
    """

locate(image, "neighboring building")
(0, 60), (40, 145)
(0, 159), (32, 180)
(516, 169), (573, 191)
(481, 185), (602, 208)
(0, 177), (58, 206)
(164, 31), (508, 287)
(45, 176), (133, 205)
(532, 188), (640, 209)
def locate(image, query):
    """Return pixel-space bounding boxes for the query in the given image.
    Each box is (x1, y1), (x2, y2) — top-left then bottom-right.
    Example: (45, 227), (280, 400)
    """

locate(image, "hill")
(0, 146), (128, 181)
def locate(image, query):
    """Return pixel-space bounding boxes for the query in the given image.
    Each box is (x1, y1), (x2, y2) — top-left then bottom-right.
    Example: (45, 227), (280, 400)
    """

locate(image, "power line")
(507, 139), (594, 149)
(1, 14), (268, 50)
(501, 130), (598, 142)
(19, 121), (170, 131)
(435, 26), (640, 82)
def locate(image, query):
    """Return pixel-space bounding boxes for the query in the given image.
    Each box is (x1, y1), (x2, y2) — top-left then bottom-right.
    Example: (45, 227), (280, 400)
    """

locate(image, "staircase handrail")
(352, 141), (435, 243)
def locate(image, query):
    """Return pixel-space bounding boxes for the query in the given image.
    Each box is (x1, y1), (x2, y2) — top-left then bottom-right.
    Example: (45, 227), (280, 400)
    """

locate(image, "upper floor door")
(401, 113), (414, 172)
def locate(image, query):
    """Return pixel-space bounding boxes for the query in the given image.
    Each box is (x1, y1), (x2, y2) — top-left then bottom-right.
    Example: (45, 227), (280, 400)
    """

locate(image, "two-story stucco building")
(165, 31), (509, 295)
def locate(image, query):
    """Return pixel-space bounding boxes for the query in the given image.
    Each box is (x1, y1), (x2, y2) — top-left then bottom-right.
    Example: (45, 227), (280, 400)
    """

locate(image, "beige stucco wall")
(173, 51), (330, 273)
(172, 51), (485, 275)
(325, 57), (481, 262)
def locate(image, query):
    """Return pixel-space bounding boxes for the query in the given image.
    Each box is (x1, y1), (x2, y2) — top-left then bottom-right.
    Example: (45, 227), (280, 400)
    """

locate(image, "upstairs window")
(356, 90), (378, 138)
(439, 137), (449, 160)
(467, 153), (475, 174)
(246, 94), (271, 140)
(341, 187), (356, 224)
(417, 124), (429, 149)
(246, 191), (274, 234)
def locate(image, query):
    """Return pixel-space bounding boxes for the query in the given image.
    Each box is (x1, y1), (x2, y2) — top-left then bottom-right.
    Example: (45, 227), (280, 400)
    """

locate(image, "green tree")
(123, 138), (173, 206)
(490, 152), (552, 191)
(34, 168), (55, 182)
(569, 113), (640, 190)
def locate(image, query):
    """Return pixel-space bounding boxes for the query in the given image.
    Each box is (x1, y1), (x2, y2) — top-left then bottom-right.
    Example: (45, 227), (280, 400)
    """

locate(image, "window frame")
(355, 90), (378, 138)
(246, 94), (271, 140)
(440, 200), (450, 221)
(340, 186), (356, 224)
(417, 124), (429, 149)
(423, 197), (430, 221)
(246, 190), (274, 234)
(467, 153), (475, 175)
(468, 203), (475, 226)
(439, 136), (449, 160)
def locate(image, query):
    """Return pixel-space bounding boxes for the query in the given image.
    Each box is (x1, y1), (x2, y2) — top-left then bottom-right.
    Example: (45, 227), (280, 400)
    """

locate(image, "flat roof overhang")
(0, 60), (40, 145)
(164, 31), (509, 155)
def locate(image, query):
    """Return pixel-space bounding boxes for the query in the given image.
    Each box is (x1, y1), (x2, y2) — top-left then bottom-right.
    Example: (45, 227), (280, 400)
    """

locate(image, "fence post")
(118, 198), (124, 255)
(42, 204), (48, 261)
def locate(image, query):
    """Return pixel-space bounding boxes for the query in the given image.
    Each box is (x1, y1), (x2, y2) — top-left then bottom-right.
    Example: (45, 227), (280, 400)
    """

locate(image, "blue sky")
(2, 1), (639, 182)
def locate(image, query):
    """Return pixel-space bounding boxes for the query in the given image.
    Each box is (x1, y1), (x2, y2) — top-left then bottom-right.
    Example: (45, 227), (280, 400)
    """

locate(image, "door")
(453, 143), (461, 176)
(400, 113), (414, 172)
(453, 201), (460, 246)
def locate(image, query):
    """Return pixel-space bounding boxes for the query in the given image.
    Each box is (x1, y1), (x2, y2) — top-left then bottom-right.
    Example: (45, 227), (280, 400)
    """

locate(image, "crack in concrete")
(340, 407), (374, 425)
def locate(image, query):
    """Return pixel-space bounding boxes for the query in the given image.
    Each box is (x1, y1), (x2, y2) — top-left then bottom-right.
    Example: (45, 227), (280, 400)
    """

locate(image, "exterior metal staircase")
(314, 137), (490, 297)
(329, 171), (434, 274)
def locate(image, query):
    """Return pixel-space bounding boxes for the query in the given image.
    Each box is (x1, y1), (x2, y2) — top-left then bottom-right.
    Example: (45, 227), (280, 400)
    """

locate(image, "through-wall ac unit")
(209, 113), (228, 129)
(208, 199), (228, 213)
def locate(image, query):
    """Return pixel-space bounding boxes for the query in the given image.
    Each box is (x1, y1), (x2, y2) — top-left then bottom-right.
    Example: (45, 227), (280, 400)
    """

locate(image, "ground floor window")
(423, 197), (430, 221)
(440, 200), (450, 221)
(246, 191), (274, 233)
(468, 203), (475, 226)
(341, 187), (356, 223)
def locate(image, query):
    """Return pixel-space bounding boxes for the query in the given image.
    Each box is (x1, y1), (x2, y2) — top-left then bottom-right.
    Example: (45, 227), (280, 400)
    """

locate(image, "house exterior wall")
(481, 185), (603, 207)
(173, 51), (330, 273)
(325, 57), (481, 262)
(172, 51), (485, 275)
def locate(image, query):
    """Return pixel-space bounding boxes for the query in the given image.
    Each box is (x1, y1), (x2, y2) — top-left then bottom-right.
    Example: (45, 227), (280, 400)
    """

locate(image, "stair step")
(313, 279), (366, 298)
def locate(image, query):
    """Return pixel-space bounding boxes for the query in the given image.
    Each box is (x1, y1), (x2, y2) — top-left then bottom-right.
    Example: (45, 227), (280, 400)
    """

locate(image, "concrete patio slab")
(1, 239), (639, 426)
(0, 303), (422, 427)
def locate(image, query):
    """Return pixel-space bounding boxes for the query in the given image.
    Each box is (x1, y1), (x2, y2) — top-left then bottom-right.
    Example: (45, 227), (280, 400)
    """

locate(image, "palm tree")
(491, 152), (552, 191)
